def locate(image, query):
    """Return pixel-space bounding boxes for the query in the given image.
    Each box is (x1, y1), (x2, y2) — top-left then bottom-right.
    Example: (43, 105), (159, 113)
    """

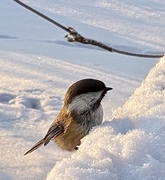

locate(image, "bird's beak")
(106, 87), (113, 91)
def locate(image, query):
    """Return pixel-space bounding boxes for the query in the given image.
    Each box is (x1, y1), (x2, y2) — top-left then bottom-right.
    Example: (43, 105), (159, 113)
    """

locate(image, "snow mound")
(113, 55), (165, 118)
(46, 56), (165, 180)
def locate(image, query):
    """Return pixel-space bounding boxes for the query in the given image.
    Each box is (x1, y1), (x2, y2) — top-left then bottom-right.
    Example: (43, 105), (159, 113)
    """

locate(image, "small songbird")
(24, 78), (112, 155)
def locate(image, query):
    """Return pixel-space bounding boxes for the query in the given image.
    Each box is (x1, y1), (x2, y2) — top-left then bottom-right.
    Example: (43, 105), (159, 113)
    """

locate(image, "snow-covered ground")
(0, 0), (165, 179)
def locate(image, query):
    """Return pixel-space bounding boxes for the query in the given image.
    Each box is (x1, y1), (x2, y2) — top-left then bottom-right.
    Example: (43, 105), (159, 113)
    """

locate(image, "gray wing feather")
(43, 123), (64, 146)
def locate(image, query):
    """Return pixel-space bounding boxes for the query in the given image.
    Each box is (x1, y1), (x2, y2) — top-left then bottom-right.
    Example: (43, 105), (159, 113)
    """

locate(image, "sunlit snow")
(0, 0), (165, 180)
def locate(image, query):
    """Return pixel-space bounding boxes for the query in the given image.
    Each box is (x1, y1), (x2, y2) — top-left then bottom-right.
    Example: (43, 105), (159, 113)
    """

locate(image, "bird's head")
(64, 79), (112, 112)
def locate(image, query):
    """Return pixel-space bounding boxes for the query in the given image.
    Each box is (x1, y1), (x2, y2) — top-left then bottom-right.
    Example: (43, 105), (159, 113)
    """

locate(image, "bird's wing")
(43, 123), (64, 146)
(24, 123), (64, 155)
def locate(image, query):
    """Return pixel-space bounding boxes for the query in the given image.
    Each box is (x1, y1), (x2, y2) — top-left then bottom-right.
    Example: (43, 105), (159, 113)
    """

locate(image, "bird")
(24, 78), (112, 155)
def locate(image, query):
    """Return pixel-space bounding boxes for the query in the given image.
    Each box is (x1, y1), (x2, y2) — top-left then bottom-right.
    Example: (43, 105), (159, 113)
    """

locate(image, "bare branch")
(13, 0), (164, 58)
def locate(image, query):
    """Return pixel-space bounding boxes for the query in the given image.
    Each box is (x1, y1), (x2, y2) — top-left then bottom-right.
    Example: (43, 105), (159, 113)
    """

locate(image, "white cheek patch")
(68, 91), (103, 113)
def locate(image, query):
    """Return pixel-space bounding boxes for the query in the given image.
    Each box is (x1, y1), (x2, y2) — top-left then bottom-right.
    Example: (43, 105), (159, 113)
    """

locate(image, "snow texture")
(47, 56), (165, 180)
(0, 0), (165, 180)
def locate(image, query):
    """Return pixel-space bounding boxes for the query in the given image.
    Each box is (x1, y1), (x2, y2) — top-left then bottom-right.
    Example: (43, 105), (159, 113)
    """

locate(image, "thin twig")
(13, 0), (69, 32)
(13, 0), (164, 58)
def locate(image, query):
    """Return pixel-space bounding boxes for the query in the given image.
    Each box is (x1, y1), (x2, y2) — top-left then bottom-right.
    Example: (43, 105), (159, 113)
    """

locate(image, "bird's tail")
(24, 123), (64, 155)
(24, 138), (44, 155)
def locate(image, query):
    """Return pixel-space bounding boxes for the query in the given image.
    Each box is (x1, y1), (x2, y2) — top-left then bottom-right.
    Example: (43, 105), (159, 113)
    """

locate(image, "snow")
(0, 0), (165, 180)
(47, 56), (165, 180)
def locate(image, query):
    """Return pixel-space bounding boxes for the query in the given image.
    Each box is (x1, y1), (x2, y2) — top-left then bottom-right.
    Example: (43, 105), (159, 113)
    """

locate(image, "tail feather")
(24, 123), (64, 155)
(24, 138), (44, 155)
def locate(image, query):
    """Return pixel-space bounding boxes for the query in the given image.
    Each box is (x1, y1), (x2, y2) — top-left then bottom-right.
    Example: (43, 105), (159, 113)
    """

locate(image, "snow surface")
(46, 56), (165, 180)
(0, 0), (165, 180)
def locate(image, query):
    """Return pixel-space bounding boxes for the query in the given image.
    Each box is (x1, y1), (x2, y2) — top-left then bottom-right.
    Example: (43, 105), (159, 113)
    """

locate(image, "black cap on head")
(65, 79), (112, 104)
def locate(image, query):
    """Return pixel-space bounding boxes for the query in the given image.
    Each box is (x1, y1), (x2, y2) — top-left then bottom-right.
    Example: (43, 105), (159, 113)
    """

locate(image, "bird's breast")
(54, 105), (103, 151)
